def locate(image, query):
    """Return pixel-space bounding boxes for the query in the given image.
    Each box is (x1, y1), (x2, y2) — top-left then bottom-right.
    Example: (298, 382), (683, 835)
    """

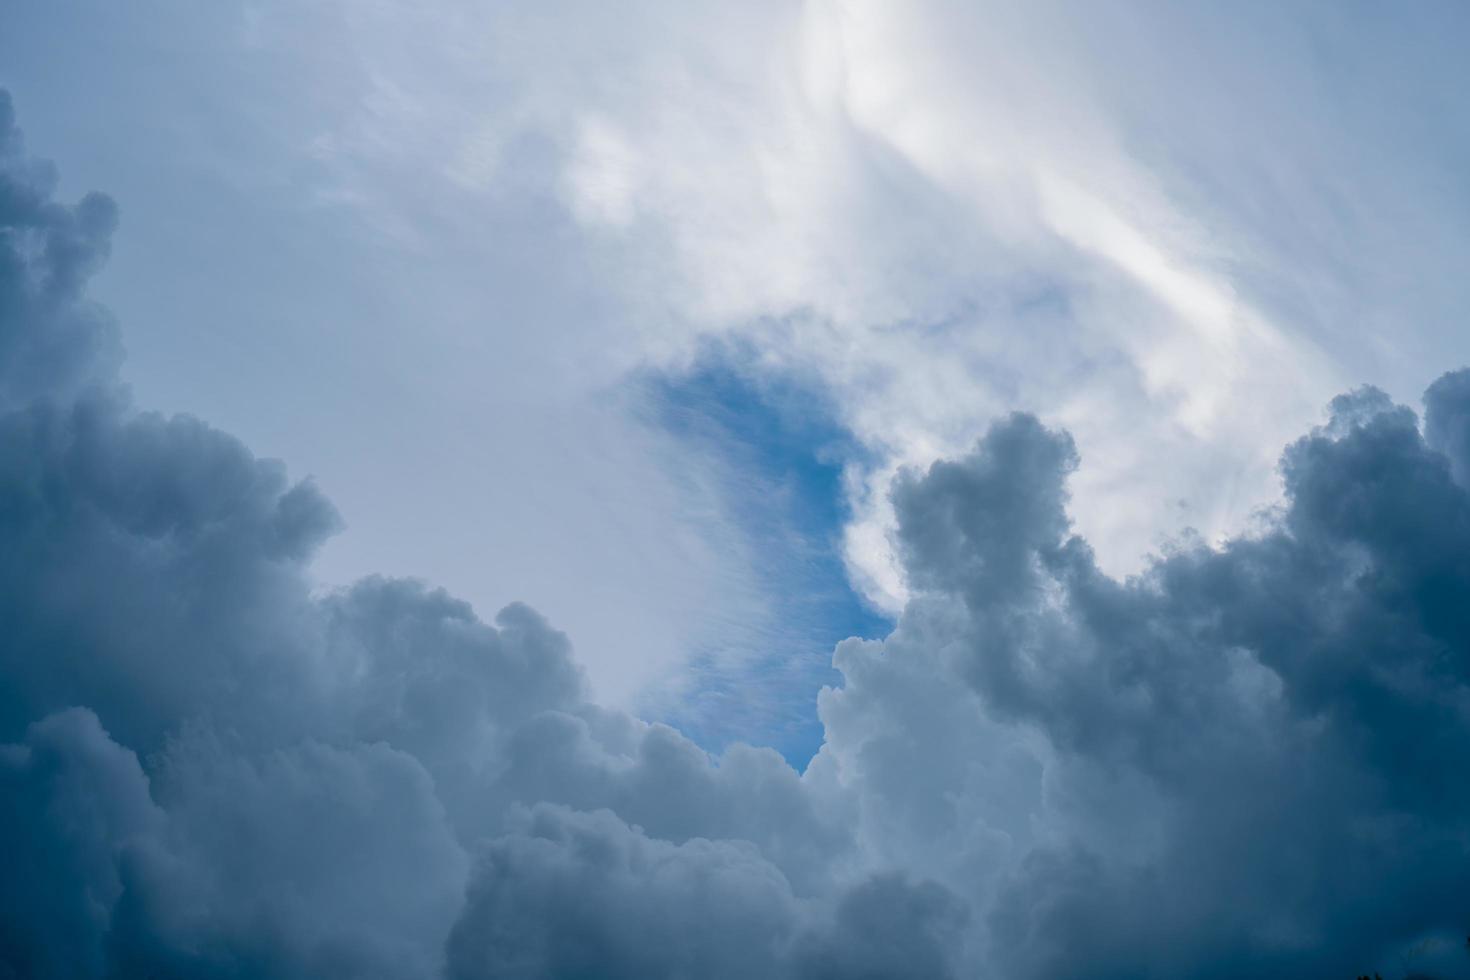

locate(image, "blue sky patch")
(636, 340), (891, 766)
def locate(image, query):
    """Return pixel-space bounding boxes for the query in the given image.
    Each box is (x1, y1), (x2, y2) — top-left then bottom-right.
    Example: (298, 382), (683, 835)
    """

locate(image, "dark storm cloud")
(0, 91), (121, 411)
(444, 805), (965, 980)
(878, 391), (1470, 978)
(1426, 368), (1470, 488)
(2, 88), (1469, 979)
(446, 804), (802, 980)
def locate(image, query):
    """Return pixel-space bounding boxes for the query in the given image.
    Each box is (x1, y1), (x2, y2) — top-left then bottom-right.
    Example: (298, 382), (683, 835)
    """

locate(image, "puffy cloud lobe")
(446, 807), (967, 980)
(860, 391), (1470, 978)
(0, 708), (161, 980)
(0, 707), (467, 980)
(791, 873), (969, 980)
(0, 91), (121, 411)
(446, 804), (801, 980)
(4, 87), (1470, 979)
(0, 394), (343, 752)
(1426, 368), (1470, 489)
(111, 734), (467, 980)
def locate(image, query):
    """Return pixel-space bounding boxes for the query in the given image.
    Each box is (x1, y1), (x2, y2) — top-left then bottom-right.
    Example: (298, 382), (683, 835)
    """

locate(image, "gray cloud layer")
(1, 90), (1468, 979)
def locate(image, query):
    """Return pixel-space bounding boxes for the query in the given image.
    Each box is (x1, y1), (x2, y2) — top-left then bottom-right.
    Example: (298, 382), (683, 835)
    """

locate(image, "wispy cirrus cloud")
(257, 0), (1363, 610)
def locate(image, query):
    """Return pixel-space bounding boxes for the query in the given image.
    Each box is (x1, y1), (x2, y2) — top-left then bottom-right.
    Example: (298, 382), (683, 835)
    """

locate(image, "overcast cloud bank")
(2, 90), (1469, 979)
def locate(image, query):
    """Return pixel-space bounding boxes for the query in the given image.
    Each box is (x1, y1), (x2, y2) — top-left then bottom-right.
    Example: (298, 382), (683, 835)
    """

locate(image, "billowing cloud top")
(2, 89), (1469, 979)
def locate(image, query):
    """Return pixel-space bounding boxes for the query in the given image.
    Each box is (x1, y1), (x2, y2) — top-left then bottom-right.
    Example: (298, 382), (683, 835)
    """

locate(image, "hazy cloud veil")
(2, 85), (1469, 980)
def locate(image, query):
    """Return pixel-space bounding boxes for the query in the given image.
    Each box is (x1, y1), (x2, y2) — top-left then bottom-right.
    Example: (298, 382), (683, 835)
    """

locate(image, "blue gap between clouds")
(639, 343), (891, 768)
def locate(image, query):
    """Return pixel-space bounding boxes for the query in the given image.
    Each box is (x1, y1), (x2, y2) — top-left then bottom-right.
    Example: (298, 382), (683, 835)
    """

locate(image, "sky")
(3, 3), (1470, 978)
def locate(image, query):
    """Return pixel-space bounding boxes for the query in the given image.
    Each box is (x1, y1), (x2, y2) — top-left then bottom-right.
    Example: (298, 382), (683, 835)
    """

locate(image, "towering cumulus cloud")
(1, 90), (1468, 979)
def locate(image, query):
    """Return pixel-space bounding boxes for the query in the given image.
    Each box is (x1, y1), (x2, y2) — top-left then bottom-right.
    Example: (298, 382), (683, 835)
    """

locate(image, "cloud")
(1426, 369), (1470, 489)
(3, 86), (1470, 980)
(0, 707), (161, 979)
(446, 804), (801, 980)
(820, 391), (1470, 978)
(23, 0), (1470, 735)
(267, 0), (1351, 607)
(0, 91), (121, 411)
